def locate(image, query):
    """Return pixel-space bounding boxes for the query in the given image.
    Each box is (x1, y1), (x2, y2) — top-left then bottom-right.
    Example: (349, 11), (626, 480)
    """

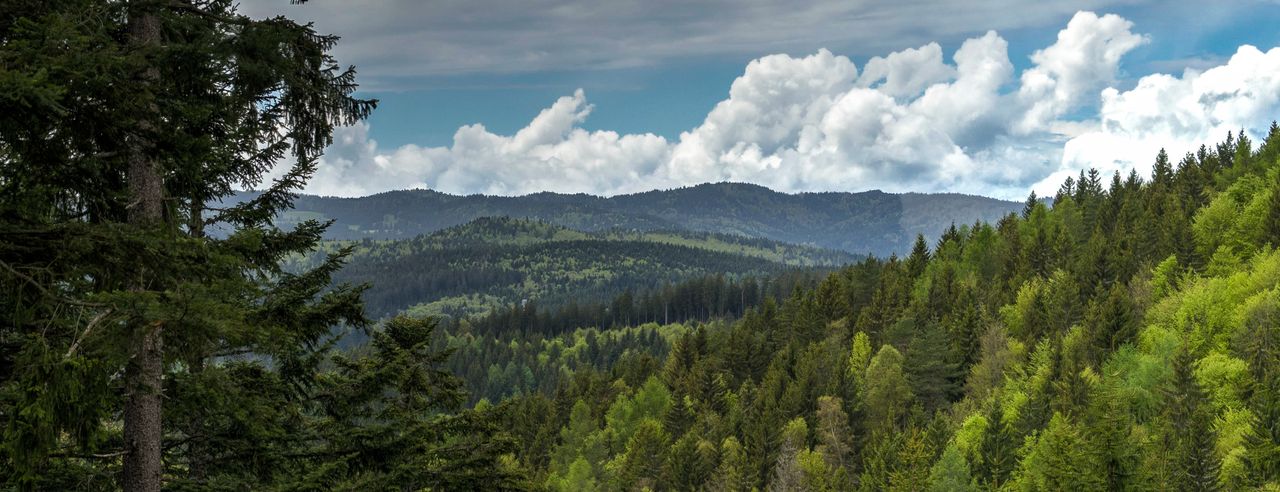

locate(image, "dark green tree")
(906, 234), (931, 279)
(906, 320), (962, 413)
(975, 403), (1016, 489)
(0, 2), (528, 490)
(2, 0), (375, 487)
(1163, 350), (1221, 491)
(304, 316), (528, 489)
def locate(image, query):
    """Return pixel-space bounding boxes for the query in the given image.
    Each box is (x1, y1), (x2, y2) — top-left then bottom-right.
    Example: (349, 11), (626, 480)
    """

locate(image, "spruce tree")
(906, 320), (962, 413)
(1266, 171), (1280, 246)
(976, 403), (1016, 488)
(707, 436), (755, 492)
(1164, 350), (1222, 491)
(0, 1), (527, 489)
(906, 234), (931, 279)
(1154, 148), (1174, 187)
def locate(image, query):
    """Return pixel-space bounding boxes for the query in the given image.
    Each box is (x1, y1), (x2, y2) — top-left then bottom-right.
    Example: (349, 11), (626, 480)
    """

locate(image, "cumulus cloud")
(298, 11), (1280, 201)
(1034, 44), (1280, 194)
(303, 90), (670, 197)
(1015, 12), (1148, 134)
(858, 43), (955, 99)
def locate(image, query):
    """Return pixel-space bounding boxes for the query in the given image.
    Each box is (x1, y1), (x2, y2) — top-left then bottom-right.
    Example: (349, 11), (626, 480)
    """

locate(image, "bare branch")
(67, 308), (114, 358)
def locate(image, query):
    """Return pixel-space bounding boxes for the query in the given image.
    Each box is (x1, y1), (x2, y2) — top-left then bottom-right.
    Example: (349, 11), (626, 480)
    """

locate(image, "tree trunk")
(123, 6), (165, 492)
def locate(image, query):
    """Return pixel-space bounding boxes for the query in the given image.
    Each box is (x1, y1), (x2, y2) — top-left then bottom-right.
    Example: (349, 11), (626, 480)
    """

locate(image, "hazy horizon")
(251, 180), (1028, 202)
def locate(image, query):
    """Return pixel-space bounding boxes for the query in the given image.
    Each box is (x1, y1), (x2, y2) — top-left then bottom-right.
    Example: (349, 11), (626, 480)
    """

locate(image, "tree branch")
(66, 308), (114, 358)
(0, 258), (106, 308)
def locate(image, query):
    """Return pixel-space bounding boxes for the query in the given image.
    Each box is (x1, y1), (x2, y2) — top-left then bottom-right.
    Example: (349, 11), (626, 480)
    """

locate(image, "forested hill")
(307, 217), (856, 318)
(236, 182), (1020, 256)
(489, 127), (1280, 491)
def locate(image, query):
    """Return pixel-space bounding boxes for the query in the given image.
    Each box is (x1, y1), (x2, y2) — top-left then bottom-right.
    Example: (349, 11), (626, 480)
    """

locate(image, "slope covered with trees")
(482, 127), (1280, 491)
(306, 217), (855, 318)
(235, 182), (1021, 256)
(7, 1), (1280, 490)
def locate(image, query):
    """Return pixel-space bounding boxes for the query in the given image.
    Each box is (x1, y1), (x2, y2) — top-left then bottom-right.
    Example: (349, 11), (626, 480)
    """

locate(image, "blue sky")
(240, 1), (1280, 199)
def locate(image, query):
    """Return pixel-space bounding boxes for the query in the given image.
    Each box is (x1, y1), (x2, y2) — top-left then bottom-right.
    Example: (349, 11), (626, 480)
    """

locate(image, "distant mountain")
(303, 217), (856, 318)
(236, 182), (1022, 256)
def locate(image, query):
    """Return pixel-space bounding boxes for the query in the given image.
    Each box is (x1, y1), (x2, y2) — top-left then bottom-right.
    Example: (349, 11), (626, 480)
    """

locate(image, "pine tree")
(310, 316), (528, 489)
(616, 419), (668, 491)
(1235, 299), (1280, 485)
(1164, 350), (1222, 491)
(906, 234), (932, 279)
(1056, 176), (1077, 204)
(976, 403), (1016, 488)
(663, 394), (694, 437)
(1257, 121), (1280, 170)
(662, 432), (712, 490)
(1266, 171), (1280, 247)
(1154, 148), (1174, 186)
(1014, 413), (1106, 490)
(1023, 191), (1039, 219)
(560, 457), (599, 492)
(906, 320), (963, 413)
(1086, 381), (1140, 491)
(551, 400), (604, 475)
(0, 0), (392, 488)
(1083, 282), (1137, 354)
(708, 436), (755, 492)
(888, 429), (933, 491)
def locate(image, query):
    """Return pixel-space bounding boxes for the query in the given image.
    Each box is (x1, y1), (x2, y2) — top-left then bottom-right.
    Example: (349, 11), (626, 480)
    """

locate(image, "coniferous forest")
(4, 1), (1280, 492)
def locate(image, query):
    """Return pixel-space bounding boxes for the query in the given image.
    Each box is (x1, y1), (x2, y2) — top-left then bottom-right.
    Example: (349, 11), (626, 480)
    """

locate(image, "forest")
(4, 0), (1280, 491)
(476, 129), (1280, 491)
(232, 181), (1021, 256)
(300, 217), (853, 319)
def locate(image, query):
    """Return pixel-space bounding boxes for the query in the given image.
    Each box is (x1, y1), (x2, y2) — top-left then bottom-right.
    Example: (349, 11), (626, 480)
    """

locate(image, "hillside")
(236, 182), (1021, 256)
(312, 217), (856, 318)
(472, 128), (1280, 491)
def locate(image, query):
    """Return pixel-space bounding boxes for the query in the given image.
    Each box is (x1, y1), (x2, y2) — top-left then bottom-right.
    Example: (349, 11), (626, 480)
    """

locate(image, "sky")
(239, 0), (1280, 200)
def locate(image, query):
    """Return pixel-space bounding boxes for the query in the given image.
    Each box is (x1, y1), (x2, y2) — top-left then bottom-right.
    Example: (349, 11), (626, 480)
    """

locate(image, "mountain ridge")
(309, 216), (851, 318)
(238, 181), (1022, 256)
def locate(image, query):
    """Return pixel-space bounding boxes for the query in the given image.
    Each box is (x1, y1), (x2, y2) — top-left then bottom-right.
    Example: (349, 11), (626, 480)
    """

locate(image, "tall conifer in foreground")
(1, 1), (526, 489)
(2, 0), (369, 487)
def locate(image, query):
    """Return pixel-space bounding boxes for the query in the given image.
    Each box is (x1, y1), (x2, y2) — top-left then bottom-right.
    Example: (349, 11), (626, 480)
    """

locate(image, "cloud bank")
(298, 12), (1280, 200)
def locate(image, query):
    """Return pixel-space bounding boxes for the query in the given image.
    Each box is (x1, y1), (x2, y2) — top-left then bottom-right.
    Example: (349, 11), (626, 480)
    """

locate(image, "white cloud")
(1034, 44), (1280, 195)
(299, 12), (1280, 201)
(858, 43), (955, 99)
(302, 90), (671, 197)
(1015, 11), (1148, 134)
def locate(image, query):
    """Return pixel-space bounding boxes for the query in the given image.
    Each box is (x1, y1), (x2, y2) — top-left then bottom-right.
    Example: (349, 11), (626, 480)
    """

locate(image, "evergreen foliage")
(463, 125), (1280, 491)
(5, 3), (1280, 488)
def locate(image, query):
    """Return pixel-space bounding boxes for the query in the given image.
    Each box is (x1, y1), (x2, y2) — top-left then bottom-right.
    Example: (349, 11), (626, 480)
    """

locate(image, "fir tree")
(1154, 148), (1174, 186)
(707, 436), (755, 492)
(1023, 191), (1039, 219)
(0, 0), (397, 488)
(1164, 350), (1222, 491)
